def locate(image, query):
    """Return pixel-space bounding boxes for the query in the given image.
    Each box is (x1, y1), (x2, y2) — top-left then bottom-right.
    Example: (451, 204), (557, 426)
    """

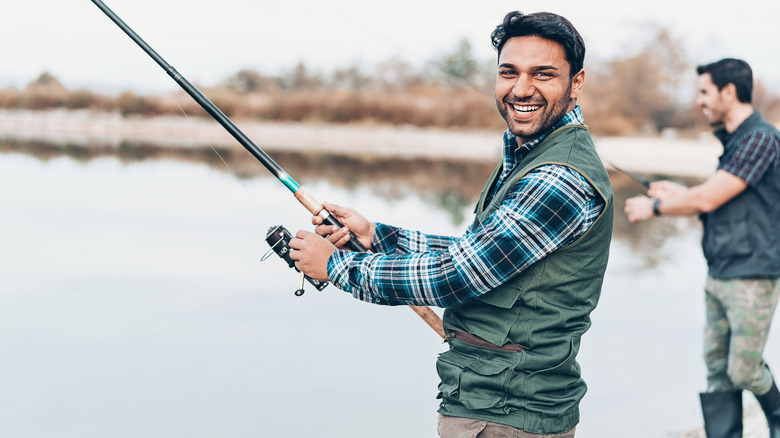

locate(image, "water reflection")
(1, 138), (497, 226)
(1, 136), (706, 245)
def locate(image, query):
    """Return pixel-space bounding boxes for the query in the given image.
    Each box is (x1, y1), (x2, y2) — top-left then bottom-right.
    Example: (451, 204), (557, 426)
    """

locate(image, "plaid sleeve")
(326, 165), (603, 308)
(720, 129), (780, 186)
(370, 223), (459, 254)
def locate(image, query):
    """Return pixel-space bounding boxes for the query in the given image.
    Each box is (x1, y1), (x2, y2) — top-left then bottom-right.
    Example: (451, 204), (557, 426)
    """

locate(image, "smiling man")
(289, 11), (614, 437)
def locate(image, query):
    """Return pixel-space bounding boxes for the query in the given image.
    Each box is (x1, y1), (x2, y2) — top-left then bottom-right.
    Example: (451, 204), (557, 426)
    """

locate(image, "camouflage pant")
(704, 276), (780, 394)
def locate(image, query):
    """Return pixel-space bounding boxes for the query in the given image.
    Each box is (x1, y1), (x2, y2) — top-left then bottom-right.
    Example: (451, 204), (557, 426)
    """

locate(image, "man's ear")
(721, 83), (738, 103)
(570, 69), (585, 100)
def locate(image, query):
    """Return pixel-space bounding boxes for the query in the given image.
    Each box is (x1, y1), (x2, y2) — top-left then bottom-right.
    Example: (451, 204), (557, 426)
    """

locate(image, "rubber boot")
(756, 381), (780, 438)
(700, 391), (743, 438)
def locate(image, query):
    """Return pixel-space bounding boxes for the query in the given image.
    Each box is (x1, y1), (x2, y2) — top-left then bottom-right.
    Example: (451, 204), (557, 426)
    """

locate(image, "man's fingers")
(294, 230), (311, 239)
(324, 226), (351, 246)
(315, 224), (341, 237)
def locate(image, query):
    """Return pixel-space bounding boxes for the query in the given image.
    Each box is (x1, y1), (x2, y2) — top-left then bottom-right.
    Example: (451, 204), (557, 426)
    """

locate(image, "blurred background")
(3, 1), (780, 437)
(3, 0), (780, 133)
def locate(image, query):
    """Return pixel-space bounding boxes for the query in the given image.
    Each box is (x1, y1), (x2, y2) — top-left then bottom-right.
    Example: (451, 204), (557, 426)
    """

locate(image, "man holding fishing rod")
(290, 11), (614, 437)
(625, 58), (780, 438)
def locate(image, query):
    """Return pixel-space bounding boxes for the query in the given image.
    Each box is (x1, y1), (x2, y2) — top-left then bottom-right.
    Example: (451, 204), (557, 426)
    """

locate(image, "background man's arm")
(625, 170), (747, 222)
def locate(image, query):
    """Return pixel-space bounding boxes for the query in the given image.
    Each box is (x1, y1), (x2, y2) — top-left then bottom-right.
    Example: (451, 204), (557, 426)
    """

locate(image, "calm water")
(1, 140), (778, 438)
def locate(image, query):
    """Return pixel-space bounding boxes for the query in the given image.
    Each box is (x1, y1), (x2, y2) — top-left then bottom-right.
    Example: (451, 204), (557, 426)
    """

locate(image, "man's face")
(695, 73), (727, 127)
(494, 36), (584, 144)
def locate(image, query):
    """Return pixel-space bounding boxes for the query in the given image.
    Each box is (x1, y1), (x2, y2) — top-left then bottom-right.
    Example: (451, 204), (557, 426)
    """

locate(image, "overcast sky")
(5, 0), (780, 94)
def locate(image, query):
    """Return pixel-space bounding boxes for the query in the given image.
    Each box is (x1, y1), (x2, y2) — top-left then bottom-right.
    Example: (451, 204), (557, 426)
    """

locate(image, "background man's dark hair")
(490, 11), (585, 79)
(697, 58), (753, 104)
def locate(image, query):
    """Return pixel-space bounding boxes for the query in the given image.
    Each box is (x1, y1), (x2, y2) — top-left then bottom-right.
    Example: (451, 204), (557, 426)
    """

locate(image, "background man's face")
(695, 73), (728, 127)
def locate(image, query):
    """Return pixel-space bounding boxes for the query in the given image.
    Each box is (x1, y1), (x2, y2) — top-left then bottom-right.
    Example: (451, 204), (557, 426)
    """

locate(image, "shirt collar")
(501, 105), (585, 173)
(713, 110), (760, 147)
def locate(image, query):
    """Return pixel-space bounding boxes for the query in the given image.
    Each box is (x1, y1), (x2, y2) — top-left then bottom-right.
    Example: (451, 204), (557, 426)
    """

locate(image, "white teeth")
(513, 104), (540, 113)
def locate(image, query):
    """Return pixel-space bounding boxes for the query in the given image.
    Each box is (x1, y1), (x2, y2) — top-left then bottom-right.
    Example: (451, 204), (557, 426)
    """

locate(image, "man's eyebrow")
(497, 63), (560, 71)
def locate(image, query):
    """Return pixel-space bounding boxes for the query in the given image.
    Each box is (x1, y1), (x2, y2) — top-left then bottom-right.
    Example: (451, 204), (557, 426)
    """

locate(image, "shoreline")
(0, 108), (722, 179)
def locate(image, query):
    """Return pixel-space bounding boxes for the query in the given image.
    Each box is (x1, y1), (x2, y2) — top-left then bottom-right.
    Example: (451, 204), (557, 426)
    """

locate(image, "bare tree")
(582, 26), (691, 135)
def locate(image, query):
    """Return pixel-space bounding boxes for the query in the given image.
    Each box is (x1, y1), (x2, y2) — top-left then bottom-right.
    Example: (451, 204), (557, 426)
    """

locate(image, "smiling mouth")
(511, 103), (542, 114)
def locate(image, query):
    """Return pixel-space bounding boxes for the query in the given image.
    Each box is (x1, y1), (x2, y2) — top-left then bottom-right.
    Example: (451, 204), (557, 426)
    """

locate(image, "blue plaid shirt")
(327, 106), (605, 308)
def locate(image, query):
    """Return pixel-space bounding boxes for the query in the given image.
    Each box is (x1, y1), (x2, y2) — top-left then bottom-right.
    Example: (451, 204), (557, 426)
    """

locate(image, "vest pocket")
(524, 335), (582, 403)
(436, 343), (521, 411)
(475, 283), (524, 309)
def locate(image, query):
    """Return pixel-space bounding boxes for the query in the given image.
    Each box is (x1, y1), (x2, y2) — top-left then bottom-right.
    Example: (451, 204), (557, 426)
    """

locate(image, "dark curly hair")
(491, 11), (585, 78)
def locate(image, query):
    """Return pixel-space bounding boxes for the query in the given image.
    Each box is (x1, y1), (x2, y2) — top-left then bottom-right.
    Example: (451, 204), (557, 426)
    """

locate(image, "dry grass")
(4, 69), (779, 137)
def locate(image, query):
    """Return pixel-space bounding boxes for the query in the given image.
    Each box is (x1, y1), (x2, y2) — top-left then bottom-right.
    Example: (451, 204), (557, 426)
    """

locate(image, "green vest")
(436, 125), (614, 434)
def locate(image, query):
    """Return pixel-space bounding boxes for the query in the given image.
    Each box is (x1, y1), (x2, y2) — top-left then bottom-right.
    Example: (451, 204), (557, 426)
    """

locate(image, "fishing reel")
(263, 225), (328, 296)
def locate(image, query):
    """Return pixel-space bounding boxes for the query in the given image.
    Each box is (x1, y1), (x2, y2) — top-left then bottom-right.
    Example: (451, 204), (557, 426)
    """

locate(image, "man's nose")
(512, 74), (536, 98)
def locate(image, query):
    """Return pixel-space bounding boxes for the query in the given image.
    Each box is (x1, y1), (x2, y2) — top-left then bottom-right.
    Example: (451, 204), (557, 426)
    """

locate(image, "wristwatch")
(652, 198), (661, 216)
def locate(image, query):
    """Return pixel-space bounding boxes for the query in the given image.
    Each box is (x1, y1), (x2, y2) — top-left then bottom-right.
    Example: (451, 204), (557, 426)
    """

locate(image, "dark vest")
(702, 111), (780, 279)
(436, 125), (614, 434)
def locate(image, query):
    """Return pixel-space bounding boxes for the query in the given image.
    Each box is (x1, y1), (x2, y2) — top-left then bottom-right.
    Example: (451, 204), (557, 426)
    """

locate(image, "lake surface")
(2, 139), (777, 438)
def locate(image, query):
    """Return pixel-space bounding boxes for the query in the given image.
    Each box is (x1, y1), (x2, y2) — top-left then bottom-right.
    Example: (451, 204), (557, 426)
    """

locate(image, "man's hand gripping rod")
(91, 0), (446, 340)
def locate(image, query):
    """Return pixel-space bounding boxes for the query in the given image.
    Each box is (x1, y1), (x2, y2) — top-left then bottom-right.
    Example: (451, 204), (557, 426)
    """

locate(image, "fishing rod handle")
(294, 186), (367, 253)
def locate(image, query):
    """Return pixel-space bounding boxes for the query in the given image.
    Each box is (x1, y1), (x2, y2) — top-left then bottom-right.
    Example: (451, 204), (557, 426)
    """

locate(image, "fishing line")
(170, 102), (323, 295)
(113, 22), (310, 292)
(171, 104), (316, 289)
(172, 101), (270, 218)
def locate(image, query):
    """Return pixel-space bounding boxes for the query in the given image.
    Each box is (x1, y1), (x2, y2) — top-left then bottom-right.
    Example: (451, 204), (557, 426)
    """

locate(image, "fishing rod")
(91, 0), (446, 340)
(603, 158), (652, 189)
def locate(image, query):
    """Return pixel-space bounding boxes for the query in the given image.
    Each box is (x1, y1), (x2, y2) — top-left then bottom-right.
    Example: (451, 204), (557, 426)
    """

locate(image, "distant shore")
(0, 108), (722, 179)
